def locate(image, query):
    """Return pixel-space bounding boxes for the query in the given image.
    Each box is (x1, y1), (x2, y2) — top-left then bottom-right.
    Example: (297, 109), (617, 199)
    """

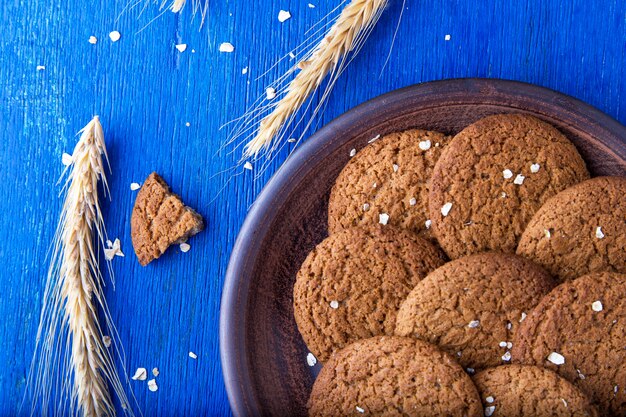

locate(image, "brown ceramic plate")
(219, 79), (626, 417)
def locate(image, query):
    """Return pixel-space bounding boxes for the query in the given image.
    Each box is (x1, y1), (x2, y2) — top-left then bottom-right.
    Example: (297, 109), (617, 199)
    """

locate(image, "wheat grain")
(27, 117), (134, 417)
(171, 0), (185, 12)
(240, 0), (389, 160)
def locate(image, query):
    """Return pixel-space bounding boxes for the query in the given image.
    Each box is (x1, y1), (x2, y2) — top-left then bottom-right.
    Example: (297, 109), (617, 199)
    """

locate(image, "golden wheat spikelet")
(171, 0), (185, 12)
(240, 0), (389, 160)
(27, 117), (134, 417)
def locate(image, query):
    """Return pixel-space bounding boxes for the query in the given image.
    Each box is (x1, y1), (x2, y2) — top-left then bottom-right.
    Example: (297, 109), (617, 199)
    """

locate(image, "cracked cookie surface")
(428, 114), (589, 259)
(293, 225), (445, 362)
(308, 336), (482, 417)
(517, 176), (626, 282)
(512, 272), (626, 416)
(131, 172), (204, 266)
(328, 129), (451, 241)
(395, 253), (555, 370)
(473, 365), (599, 417)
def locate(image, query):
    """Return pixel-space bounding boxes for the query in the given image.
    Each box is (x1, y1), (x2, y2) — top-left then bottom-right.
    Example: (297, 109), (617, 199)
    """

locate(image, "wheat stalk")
(27, 117), (134, 417)
(239, 0), (389, 160)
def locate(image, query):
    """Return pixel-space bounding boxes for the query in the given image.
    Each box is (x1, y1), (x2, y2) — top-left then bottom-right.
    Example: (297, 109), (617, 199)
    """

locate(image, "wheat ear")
(240, 0), (389, 160)
(27, 117), (134, 417)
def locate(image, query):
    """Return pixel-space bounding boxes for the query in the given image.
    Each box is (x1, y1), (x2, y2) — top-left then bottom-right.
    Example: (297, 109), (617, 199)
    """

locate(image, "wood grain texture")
(0, 0), (624, 415)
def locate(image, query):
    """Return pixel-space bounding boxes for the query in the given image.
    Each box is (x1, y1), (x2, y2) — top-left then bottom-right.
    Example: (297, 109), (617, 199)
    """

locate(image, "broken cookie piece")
(131, 172), (204, 266)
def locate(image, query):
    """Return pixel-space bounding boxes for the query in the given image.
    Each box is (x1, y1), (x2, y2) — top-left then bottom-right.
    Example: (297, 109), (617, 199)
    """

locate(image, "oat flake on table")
(147, 379), (158, 392)
(219, 42), (234, 53)
(278, 10), (291, 22)
(131, 367), (147, 381)
(109, 31), (121, 42)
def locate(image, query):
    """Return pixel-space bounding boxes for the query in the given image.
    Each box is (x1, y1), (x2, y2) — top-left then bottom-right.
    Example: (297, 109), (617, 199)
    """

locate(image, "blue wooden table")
(1, 0), (624, 415)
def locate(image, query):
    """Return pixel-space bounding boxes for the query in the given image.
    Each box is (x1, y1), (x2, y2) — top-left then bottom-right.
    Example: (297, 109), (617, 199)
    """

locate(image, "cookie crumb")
(329, 300), (339, 309)
(595, 226), (605, 239)
(547, 352), (565, 365)
(530, 163), (540, 173)
(513, 174), (525, 185)
(147, 379), (158, 392)
(306, 352), (317, 367)
(502, 169), (513, 179)
(132, 368), (147, 381)
(418, 140), (431, 150)
(379, 213), (390, 225)
(189, 351), (198, 359)
(468, 320), (480, 328)
(441, 202), (453, 216)
(592, 300), (603, 312)
(485, 406), (496, 417)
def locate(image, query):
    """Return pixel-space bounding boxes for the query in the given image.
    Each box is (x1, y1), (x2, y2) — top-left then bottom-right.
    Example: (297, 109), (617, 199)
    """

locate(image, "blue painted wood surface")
(0, 0), (624, 415)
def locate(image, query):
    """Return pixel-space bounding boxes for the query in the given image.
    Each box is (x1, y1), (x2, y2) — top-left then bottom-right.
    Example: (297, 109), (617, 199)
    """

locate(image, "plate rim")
(219, 78), (626, 417)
